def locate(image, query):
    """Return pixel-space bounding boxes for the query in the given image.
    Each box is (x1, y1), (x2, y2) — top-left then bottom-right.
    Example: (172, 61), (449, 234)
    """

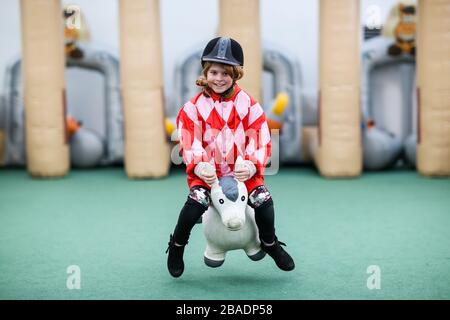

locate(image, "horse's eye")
(219, 199), (224, 204)
(241, 196), (246, 201)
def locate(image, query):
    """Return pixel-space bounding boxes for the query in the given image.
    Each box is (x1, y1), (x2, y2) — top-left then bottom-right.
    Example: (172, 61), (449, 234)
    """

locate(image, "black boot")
(165, 234), (186, 278)
(260, 237), (295, 271)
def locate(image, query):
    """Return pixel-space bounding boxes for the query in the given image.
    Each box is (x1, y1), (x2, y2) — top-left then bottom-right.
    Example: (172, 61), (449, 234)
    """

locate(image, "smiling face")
(206, 63), (234, 94)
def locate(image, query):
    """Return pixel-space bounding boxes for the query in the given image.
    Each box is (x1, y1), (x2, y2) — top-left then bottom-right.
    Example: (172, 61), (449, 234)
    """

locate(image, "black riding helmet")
(201, 37), (244, 67)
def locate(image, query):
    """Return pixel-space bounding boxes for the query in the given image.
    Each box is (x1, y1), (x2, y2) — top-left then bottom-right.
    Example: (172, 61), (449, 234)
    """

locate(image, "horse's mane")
(218, 176), (239, 202)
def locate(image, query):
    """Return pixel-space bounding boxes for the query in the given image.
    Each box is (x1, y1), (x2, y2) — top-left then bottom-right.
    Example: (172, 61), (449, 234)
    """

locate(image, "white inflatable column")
(417, 0), (450, 176)
(119, 0), (169, 178)
(317, 0), (362, 177)
(219, 0), (262, 102)
(20, 0), (69, 177)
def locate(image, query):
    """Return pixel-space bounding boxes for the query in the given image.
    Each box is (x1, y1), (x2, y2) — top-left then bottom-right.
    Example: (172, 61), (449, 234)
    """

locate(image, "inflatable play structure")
(1, 47), (124, 168)
(0, 0), (449, 178)
(360, 36), (416, 170)
(0, 0), (169, 178)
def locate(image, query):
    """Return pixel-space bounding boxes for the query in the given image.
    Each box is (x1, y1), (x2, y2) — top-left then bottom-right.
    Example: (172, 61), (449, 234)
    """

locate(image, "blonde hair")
(196, 62), (244, 98)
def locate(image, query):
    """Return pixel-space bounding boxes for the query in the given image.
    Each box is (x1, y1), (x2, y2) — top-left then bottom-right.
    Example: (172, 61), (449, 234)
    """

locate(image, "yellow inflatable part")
(165, 118), (176, 136)
(272, 92), (289, 116)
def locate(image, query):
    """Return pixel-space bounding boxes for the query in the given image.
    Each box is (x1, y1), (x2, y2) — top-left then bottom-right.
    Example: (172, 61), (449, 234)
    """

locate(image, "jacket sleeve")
(176, 102), (209, 177)
(244, 100), (272, 175)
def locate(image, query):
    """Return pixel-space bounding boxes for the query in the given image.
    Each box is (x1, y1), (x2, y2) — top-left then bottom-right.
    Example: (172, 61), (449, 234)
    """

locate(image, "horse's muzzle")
(226, 218), (244, 231)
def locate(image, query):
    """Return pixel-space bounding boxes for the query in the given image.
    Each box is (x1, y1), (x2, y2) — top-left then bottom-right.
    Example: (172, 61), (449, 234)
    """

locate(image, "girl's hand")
(235, 166), (251, 182)
(234, 159), (257, 182)
(194, 162), (217, 185)
(200, 170), (217, 185)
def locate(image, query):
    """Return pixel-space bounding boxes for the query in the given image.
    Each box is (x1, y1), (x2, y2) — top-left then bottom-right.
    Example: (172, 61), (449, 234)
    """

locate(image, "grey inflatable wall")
(1, 46), (124, 166)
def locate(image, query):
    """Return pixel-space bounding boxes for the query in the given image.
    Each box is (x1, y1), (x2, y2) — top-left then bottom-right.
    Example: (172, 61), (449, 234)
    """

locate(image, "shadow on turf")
(170, 273), (295, 288)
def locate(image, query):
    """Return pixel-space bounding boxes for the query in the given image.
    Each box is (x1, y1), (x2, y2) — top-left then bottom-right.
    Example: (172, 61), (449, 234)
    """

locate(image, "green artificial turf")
(0, 166), (449, 299)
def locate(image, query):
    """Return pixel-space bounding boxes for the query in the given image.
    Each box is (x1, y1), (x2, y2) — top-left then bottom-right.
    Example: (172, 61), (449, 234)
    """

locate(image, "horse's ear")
(235, 156), (246, 178)
(235, 156), (245, 168)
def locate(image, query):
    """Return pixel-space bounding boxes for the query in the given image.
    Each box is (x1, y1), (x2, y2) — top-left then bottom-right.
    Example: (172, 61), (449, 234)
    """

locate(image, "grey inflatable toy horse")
(201, 157), (265, 267)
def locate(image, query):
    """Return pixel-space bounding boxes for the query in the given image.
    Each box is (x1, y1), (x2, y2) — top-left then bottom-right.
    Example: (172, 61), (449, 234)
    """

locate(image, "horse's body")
(202, 175), (265, 267)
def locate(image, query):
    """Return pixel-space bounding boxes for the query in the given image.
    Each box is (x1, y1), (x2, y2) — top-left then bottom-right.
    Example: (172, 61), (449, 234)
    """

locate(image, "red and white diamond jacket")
(176, 84), (272, 192)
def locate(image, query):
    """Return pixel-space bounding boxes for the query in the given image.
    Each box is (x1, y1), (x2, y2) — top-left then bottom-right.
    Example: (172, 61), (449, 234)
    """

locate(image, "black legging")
(173, 197), (207, 245)
(172, 186), (275, 245)
(252, 198), (275, 244)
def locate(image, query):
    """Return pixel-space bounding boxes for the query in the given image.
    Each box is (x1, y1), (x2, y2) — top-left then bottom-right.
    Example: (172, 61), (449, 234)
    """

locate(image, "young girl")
(166, 37), (295, 277)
